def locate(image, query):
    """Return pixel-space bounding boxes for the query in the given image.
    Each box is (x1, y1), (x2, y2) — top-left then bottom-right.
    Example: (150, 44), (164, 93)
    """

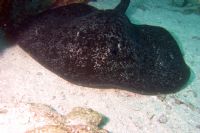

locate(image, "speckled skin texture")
(13, 0), (190, 94)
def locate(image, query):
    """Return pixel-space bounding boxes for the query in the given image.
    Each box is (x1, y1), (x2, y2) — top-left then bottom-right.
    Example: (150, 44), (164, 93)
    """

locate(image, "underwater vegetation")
(4, 0), (190, 95)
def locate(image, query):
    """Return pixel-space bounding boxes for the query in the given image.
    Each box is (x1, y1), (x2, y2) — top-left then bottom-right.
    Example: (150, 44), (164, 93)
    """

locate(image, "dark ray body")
(12, 0), (190, 94)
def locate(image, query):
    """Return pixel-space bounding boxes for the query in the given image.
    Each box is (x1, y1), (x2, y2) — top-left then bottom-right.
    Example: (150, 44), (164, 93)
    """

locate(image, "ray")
(11, 0), (190, 94)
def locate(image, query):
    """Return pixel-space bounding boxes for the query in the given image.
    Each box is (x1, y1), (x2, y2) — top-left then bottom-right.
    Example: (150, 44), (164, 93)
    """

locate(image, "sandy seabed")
(0, 0), (200, 132)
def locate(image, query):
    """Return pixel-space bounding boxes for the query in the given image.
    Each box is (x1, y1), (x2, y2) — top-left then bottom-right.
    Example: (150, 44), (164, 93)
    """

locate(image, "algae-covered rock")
(65, 107), (102, 126)
(0, 103), (108, 133)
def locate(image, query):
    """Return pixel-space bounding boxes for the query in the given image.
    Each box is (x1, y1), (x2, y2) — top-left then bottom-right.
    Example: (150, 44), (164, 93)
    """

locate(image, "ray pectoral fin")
(133, 24), (190, 93)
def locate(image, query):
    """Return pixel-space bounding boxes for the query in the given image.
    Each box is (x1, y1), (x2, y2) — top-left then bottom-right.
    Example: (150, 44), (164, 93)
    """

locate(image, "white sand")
(0, 0), (200, 132)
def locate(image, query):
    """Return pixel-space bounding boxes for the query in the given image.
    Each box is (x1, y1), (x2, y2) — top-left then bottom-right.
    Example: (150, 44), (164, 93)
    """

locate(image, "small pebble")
(196, 125), (200, 129)
(36, 72), (43, 76)
(192, 36), (200, 40)
(165, 105), (172, 110)
(146, 112), (155, 120)
(158, 114), (168, 124)
(157, 95), (166, 101)
(52, 96), (56, 100)
(174, 99), (184, 105)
